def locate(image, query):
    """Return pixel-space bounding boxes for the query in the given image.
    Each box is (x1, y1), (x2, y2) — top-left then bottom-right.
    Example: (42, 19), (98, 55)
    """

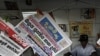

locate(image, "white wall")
(53, 9), (100, 56)
(0, 10), (23, 26)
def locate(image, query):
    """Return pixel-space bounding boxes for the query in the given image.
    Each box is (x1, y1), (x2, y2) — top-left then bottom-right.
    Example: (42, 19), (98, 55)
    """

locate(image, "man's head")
(79, 34), (88, 41)
(79, 34), (88, 48)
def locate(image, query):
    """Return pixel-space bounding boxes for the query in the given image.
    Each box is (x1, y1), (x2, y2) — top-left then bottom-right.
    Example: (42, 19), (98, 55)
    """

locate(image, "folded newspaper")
(0, 18), (29, 56)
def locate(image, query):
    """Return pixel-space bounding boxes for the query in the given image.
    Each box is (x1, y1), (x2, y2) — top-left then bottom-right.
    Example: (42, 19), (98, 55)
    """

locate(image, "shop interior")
(0, 0), (100, 56)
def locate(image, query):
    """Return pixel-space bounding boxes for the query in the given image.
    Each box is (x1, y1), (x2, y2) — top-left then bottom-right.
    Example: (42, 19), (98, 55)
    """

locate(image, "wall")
(53, 9), (100, 56)
(0, 10), (23, 26)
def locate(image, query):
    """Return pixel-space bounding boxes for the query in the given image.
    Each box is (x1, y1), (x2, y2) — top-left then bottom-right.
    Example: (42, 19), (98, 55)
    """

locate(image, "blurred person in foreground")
(64, 34), (96, 56)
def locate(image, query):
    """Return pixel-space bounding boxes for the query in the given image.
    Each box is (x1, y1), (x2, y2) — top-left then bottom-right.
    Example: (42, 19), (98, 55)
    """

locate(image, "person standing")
(65, 34), (96, 56)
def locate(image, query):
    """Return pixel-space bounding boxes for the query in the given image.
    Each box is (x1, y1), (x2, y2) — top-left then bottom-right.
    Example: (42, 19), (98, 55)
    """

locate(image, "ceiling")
(0, 0), (100, 12)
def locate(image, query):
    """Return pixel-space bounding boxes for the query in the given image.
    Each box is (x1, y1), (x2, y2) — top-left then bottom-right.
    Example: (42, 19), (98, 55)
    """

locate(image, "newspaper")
(0, 18), (29, 56)
(15, 13), (72, 56)
(97, 39), (100, 45)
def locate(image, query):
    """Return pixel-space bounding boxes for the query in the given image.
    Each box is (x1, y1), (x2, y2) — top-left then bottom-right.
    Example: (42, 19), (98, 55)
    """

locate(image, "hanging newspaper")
(97, 39), (100, 45)
(15, 13), (72, 56)
(0, 18), (29, 56)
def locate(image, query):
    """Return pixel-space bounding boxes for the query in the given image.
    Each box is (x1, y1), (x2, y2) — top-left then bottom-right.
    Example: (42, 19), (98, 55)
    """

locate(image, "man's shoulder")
(86, 44), (95, 49)
(87, 44), (94, 47)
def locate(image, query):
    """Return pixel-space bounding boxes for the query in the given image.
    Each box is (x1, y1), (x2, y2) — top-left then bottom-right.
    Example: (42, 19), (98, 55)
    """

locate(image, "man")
(65, 34), (96, 56)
